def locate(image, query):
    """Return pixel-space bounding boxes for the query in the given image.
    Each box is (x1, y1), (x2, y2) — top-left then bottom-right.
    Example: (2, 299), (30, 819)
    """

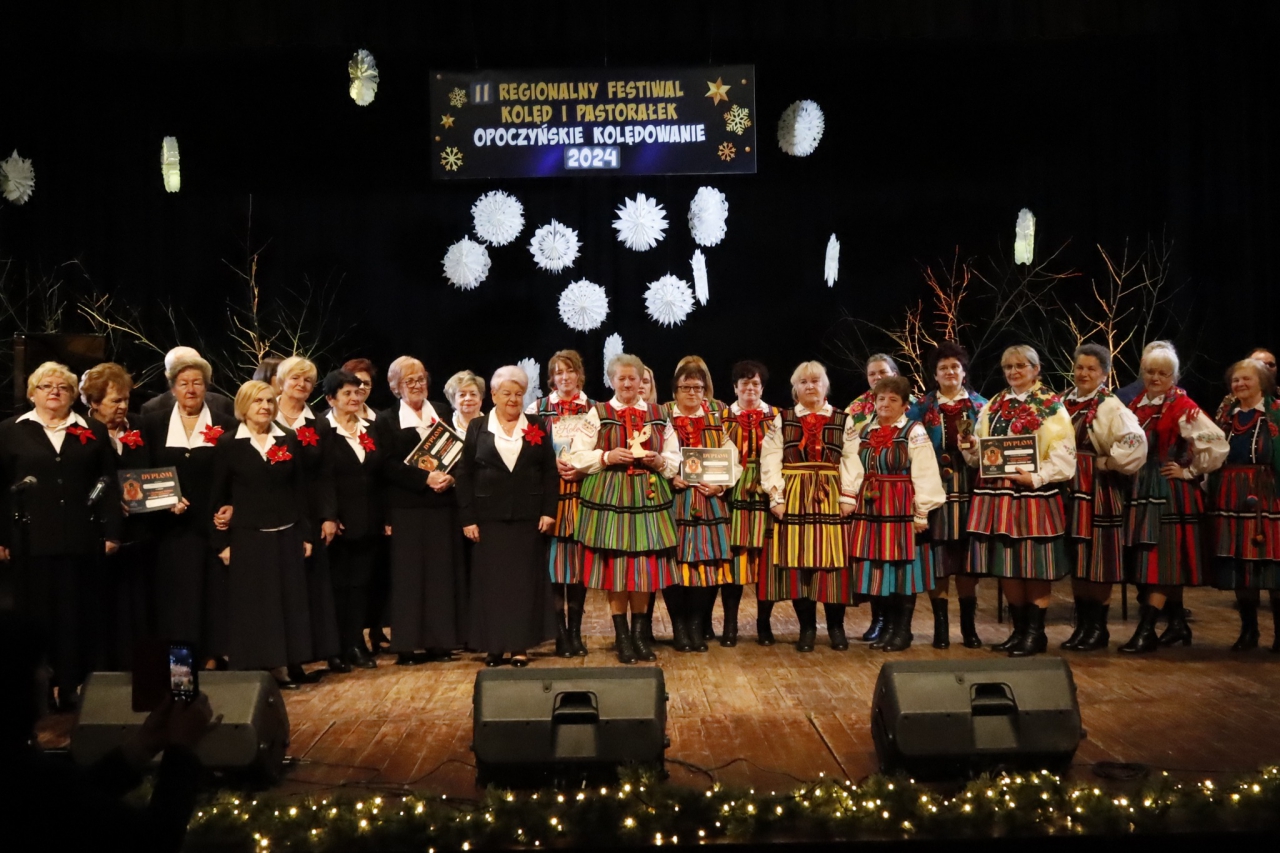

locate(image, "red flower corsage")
(1269, 421), (1279, 438)
(522, 422), (545, 446)
(296, 425), (319, 447)
(266, 444), (293, 465)
(200, 424), (224, 445)
(67, 425), (96, 445)
(358, 432), (377, 452)
(866, 425), (896, 451)
(923, 408), (942, 428)
(119, 430), (144, 449)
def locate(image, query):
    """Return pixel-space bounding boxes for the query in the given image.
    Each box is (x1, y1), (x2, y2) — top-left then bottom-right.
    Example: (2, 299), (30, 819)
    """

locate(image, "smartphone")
(169, 642), (199, 701)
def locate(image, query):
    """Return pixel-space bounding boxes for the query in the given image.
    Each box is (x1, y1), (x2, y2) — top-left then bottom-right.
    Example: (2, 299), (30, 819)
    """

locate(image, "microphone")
(10, 476), (37, 494)
(87, 476), (110, 507)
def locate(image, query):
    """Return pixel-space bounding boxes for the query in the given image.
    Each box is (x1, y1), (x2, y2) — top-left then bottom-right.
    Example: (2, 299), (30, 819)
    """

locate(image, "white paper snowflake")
(441, 237), (491, 290)
(824, 234), (840, 288)
(777, 100), (825, 157)
(558, 279), (610, 332)
(472, 190), (524, 246)
(348, 49), (379, 106)
(517, 358), (543, 409)
(691, 250), (709, 305)
(724, 105), (752, 135)
(529, 219), (581, 273)
(644, 274), (695, 327)
(687, 187), (728, 248)
(1014, 208), (1036, 265)
(612, 193), (668, 252)
(160, 137), (180, 192)
(0, 150), (35, 205)
(602, 333), (624, 386)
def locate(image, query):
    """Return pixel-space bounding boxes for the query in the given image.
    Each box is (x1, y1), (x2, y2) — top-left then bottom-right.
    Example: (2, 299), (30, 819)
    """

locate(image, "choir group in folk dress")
(2, 337), (1278, 710)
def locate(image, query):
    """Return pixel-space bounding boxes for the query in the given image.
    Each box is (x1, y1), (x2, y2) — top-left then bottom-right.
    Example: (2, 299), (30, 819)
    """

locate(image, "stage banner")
(429, 66), (756, 179)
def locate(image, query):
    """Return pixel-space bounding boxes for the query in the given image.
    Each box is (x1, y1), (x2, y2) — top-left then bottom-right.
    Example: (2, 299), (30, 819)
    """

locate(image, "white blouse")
(277, 403), (314, 431)
(1064, 389), (1148, 475)
(568, 397), (680, 478)
(398, 399), (441, 440)
(487, 410), (527, 472)
(1134, 393), (1229, 478)
(759, 401), (863, 507)
(16, 409), (88, 453)
(234, 422), (288, 460)
(326, 410), (371, 463)
(165, 404), (214, 450)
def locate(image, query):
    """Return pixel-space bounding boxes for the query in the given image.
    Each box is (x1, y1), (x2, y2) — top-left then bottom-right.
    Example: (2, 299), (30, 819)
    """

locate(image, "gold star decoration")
(705, 77), (731, 106)
(441, 114), (455, 129)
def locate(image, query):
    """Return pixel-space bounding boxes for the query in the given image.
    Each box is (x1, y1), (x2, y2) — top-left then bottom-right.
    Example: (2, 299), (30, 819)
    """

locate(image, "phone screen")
(169, 643), (198, 700)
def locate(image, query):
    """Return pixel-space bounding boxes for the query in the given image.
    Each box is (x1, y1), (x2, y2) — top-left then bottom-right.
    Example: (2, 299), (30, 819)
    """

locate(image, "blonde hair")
(387, 356), (427, 399)
(26, 361), (79, 400)
(276, 355), (318, 385)
(233, 380), (278, 422)
(674, 355), (714, 401)
(607, 353), (645, 382)
(640, 365), (657, 404)
(789, 361), (830, 401)
(444, 370), (486, 406)
(1001, 344), (1041, 369)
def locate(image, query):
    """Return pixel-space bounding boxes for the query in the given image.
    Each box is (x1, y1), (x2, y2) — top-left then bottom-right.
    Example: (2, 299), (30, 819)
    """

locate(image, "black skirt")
(18, 554), (99, 693)
(227, 525), (313, 670)
(388, 505), (466, 651)
(154, 529), (227, 656)
(467, 520), (557, 654)
(304, 543), (341, 660)
(99, 539), (154, 670)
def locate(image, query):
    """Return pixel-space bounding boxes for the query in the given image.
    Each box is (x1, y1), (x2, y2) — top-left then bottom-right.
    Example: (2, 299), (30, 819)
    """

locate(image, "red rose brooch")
(267, 444), (293, 465)
(119, 430), (144, 449)
(200, 424), (224, 445)
(522, 423), (545, 446)
(358, 432), (377, 452)
(296, 425), (319, 447)
(67, 425), (96, 445)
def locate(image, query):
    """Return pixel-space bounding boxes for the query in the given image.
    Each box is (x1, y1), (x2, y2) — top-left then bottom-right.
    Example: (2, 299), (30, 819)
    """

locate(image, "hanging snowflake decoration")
(688, 187), (729, 248)
(724, 105), (752, 135)
(1014, 208), (1036, 265)
(612, 193), (668, 252)
(160, 137), (181, 192)
(558, 279), (610, 332)
(644, 274), (695, 327)
(602, 333), (625, 387)
(824, 234), (840, 288)
(529, 219), (581, 273)
(348, 49), (379, 106)
(777, 100), (825, 157)
(0, 150), (35, 205)
(440, 147), (463, 172)
(517, 358), (543, 409)
(441, 237), (491, 290)
(691, 250), (709, 305)
(471, 190), (524, 246)
(448, 87), (468, 108)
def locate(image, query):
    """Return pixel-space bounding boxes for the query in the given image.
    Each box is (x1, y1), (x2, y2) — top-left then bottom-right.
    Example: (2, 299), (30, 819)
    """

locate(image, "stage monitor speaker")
(870, 658), (1083, 779)
(472, 667), (668, 783)
(71, 671), (291, 782)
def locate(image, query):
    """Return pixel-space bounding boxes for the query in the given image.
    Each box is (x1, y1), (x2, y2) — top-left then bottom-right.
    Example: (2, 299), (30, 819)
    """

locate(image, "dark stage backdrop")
(1, 1), (1274, 413)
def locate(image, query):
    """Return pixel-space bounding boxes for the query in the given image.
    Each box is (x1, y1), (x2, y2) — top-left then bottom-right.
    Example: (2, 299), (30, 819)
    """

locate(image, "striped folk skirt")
(1066, 452), (1128, 583)
(771, 464), (854, 603)
(967, 477), (1069, 580)
(728, 459), (771, 586)
(547, 474), (585, 585)
(671, 485), (731, 587)
(850, 475), (934, 595)
(1211, 464), (1280, 590)
(1126, 460), (1206, 586)
(582, 548), (677, 592)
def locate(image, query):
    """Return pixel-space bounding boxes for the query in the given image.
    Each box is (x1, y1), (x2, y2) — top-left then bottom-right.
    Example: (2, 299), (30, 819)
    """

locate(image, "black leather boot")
(566, 584), (588, 657)
(1158, 603), (1193, 647)
(1076, 603), (1110, 651)
(756, 598), (776, 646)
(555, 612), (573, 658)
(883, 595), (917, 652)
(665, 587), (692, 652)
(720, 584), (742, 647)
(612, 614), (638, 664)
(869, 597), (897, 650)
(347, 645), (377, 669)
(794, 599), (817, 652)
(958, 596), (982, 648)
(1119, 603), (1161, 653)
(930, 597), (950, 649)
(1009, 604), (1047, 657)
(1060, 597), (1088, 650)
(687, 588), (711, 652)
(825, 603), (849, 650)
(1232, 597), (1260, 651)
(1272, 598), (1280, 653)
(991, 603), (1025, 652)
(702, 586), (718, 642)
(646, 592), (658, 644)
(861, 597), (887, 643)
(631, 612), (657, 661)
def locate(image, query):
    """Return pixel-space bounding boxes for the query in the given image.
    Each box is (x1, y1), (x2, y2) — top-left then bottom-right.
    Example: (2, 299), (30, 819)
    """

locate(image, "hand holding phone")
(169, 642), (199, 701)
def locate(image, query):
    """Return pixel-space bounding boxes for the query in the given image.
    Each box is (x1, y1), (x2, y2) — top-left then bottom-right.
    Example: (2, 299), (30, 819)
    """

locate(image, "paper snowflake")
(517, 358), (543, 409)
(529, 219), (581, 273)
(441, 237), (491, 290)
(471, 190), (524, 246)
(441, 147), (463, 172)
(777, 100), (825, 157)
(691, 250), (709, 305)
(448, 87), (468, 108)
(160, 137), (180, 193)
(688, 187), (728, 248)
(602, 333), (624, 386)
(644, 275), (695, 327)
(558, 279), (610, 332)
(348, 49), (379, 106)
(718, 142), (736, 161)
(724, 105), (752, 135)
(613, 193), (668, 252)
(824, 234), (840, 288)
(1014, 208), (1036, 265)
(0, 150), (35, 205)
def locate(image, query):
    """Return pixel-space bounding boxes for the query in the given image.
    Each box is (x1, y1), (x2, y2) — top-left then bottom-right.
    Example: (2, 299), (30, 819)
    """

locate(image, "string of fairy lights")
(184, 765), (1280, 849)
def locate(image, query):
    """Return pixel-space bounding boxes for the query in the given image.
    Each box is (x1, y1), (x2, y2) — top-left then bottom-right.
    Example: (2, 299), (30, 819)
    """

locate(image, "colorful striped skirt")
(771, 465), (847, 571)
(577, 469), (677, 553)
(547, 537), (584, 585)
(1210, 464), (1280, 590)
(929, 457), (976, 542)
(855, 534), (935, 596)
(1126, 460), (1206, 586)
(968, 477), (1069, 580)
(930, 539), (977, 577)
(728, 459), (773, 549)
(848, 474), (918, 562)
(582, 547), (677, 592)
(1066, 452), (1127, 583)
(785, 566), (858, 603)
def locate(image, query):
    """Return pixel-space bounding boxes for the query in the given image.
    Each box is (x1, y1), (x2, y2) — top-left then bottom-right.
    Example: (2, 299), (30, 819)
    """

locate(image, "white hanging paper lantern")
(558, 279), (610, 332)
(612, 193), (668, 251)
(777, 100), (826, 157)
(691, 250), (709, 305)
(644, 274), (695, 327)
(517, 358), (542, 409)
(441, 237), (491, 290)
(824, 234), (840, 287)
(160, 137), (180, 192)
(602, 333), (624, 387)
(687, 187), (728, 248)
(1014, 208), (1036, 265)
(472, 190), (525, 246)
(0, 150), (35, 205)
(529, 219), (581, 273)
(348, 49), (379, 106)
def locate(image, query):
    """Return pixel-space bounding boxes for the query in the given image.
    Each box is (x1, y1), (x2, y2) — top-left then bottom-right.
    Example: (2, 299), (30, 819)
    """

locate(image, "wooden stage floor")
(40, 585), (1280, 797)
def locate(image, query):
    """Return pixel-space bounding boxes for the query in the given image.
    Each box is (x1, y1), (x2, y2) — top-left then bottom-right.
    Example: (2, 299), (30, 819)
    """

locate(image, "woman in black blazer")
(0, 361), (121, 711)
(319, 370), (384, 670)
(456, 366), (558, 666)
(210, 380), (330, 689)
(141, 354), (239, 667)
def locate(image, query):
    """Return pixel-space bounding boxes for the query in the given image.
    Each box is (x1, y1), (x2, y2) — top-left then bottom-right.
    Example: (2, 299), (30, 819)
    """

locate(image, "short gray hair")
(1072, 343), (1111, 376)
(167, 355), (212, 386)
(865, 353), (900, 375)
(607, 353), (645, 382)
(789, 361), (830, 401)
(489, 365), (528, 393)
(444, 370), (486, 406)
(1141, 340), (1180, 381)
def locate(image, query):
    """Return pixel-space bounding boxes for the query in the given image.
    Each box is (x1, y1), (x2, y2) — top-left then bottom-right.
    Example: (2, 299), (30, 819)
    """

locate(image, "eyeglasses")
(35, 383), (74, 394)
(1001, 363), (1030, 372)
(402, 377), (428, 387)
(677, 384), (705, 393)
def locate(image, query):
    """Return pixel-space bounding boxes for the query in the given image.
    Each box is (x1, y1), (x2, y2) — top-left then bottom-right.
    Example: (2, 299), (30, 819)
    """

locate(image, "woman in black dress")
(210, 380), (321, 689)
(0, 361), (121, 711)
(457, 366), (558, 666)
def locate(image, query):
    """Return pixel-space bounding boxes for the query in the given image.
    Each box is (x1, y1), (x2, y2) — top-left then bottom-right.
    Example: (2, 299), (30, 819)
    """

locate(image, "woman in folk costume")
(851, 376), (946, 651)
(760, 361), (862, 652)
(963, 345), (1076, 657)
(569, 353), (679, 664)
(1209, 358), (1280, 651)
(526, 350), (594, 658)
(662, 360), (742, 651)
(1119, 341), (1228, 652)
(910, 342), (988, 649)
(1059, 344), (1148, 652)
(721, 360), (782, 645)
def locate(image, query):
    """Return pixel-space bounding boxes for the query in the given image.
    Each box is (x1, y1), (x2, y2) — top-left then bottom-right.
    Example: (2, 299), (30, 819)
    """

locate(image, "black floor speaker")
(71, 672), (291, 782)
(472, 667), (668, 784)
(870, 658), (1083, 779)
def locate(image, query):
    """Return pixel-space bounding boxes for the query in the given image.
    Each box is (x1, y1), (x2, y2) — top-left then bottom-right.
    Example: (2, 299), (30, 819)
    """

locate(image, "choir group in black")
(2, 336), (1277, 710)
